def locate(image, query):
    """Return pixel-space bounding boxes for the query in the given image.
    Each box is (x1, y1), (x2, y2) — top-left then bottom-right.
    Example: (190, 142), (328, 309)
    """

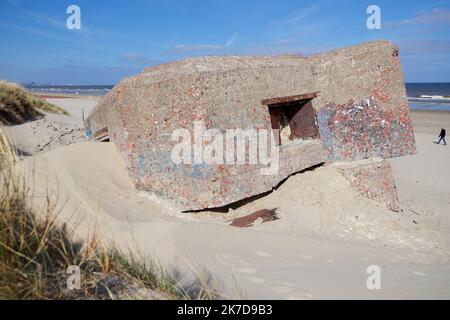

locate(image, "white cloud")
(386, 8), (450, 27)
(5, 0), (66, 29)
(4, 0), (105, 38)
(225, 33), (238, 47)
(170, 44), (224, 53)
(119, 54), (163, 66)
(270, 4), (320, 28)
(167, 32), (238, 55)
(0, 22), (105, 50)
(397, 39), (450, 55)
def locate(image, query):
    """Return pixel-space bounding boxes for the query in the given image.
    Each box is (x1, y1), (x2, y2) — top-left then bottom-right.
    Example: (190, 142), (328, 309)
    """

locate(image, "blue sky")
(0, 0), (449, 84)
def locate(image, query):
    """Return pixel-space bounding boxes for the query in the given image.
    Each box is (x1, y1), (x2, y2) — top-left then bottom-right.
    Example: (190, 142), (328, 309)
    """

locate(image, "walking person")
(435, 128), (447, 145)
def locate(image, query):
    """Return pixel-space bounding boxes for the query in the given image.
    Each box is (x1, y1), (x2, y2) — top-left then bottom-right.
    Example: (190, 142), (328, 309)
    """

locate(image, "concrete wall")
(311, 42), (416, 161)
(86, 40), (416, 210)
(334, 159), (400, 212)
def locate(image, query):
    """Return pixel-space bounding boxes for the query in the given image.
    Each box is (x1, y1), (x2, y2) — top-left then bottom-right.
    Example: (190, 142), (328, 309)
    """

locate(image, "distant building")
(86, 41), (416, 211)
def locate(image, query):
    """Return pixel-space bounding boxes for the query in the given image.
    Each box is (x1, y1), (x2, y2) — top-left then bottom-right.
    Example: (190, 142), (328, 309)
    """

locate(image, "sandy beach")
(5, 96), (450, 299)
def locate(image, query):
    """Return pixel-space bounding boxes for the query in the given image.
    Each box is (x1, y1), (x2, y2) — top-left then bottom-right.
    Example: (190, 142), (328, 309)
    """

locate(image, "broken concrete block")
(334, 158), (400, 212)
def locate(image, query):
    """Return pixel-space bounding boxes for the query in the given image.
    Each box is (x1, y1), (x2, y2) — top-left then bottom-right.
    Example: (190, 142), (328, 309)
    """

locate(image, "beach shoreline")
(33, 92), (102, 100)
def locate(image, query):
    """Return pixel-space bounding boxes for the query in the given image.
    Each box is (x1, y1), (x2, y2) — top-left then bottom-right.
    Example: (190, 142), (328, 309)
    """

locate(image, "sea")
(24, 83), (450, 111)
(24, 84), (113, 97)
(405, 83), (450, 111)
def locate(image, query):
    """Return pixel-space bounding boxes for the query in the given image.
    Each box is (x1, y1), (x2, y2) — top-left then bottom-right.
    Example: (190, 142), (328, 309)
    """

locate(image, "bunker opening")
(262, 92), (320, 145)
(94, 127), (110, 142)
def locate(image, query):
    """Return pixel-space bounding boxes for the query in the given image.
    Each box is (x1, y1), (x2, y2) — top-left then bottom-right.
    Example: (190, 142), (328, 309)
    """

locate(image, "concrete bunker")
(85, 41), (416, 211)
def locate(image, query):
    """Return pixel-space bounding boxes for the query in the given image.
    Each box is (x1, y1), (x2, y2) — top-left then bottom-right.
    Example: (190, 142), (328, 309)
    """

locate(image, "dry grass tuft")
(0, 126), (94, 299)
(0, 81), (68, 125)
(0, 127), (175, 299)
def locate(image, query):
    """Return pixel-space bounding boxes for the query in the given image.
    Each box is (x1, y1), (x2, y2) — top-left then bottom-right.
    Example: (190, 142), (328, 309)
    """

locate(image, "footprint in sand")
(236, 268), (258, 275)
(254, 251), (271, 257)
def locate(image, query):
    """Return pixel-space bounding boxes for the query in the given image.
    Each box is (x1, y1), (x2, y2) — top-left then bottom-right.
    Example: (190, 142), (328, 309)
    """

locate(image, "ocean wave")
(28, 88), (110, 96)
(408, 96), (450, 103)
(420, 95), (450, 99)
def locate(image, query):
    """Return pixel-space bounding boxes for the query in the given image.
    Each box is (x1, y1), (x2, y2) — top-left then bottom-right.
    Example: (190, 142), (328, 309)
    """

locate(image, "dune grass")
(0, 81), (68, 125)
(0, 127), (198, 300)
